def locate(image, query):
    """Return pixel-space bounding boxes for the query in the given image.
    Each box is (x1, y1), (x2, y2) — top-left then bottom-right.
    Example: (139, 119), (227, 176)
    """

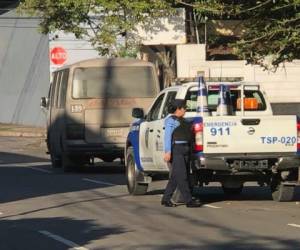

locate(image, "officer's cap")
(171, 99), (186, 109)
(168, 99), (186, 113)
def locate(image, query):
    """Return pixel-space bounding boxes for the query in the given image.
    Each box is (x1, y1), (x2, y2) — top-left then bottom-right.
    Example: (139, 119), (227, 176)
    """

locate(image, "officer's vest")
(171, 116), (192, 143)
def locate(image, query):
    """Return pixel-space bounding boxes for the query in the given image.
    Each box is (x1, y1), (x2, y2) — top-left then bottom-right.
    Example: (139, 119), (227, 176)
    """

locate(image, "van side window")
(161, 91), (177, 118)
(57, 69), (69, 108)
(54, 71), (63, 108)
(147, 93), (165, 121)
(50, 72), (58, 107)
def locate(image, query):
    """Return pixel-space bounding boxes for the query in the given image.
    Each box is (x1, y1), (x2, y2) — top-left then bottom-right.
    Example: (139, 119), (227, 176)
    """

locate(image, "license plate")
(101, 128), (123, 137)
(233, 160), (268, 170)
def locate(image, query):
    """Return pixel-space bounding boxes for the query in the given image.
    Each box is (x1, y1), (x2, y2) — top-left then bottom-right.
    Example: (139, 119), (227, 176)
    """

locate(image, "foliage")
(19, 0), (300, 69)
(190, 0), (300, 69)
(19, 0), (174, 57)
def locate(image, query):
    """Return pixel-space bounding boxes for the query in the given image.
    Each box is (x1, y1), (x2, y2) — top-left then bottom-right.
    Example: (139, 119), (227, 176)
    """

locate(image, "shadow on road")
(0, 151), (126, 204)
(0, 217), (127, 250)
(193, 186), (300, 202)
(0, 151), (49, 164)
(146, 185), (300, 203)
(126, 239), (300, 250)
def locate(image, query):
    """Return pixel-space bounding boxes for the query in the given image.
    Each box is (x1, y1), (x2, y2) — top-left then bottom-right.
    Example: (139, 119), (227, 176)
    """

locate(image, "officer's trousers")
(162, 144), (192, 203)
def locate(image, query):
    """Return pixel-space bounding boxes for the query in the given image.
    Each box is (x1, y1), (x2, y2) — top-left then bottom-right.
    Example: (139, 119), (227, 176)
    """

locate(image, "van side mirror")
(132, 108), (144, 119)
(40, 97), (49, 109)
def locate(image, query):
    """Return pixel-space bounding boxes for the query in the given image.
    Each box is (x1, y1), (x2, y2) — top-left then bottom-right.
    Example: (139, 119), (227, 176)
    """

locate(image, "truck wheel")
(270, 180), (295, 202)
(222, 186), (243, 195)
(126, 147), (148, 195)
(102, 156), (115, 163)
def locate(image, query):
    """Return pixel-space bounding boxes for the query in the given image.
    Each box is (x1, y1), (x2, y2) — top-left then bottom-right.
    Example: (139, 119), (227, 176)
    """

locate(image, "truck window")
(72, 66), (157, 99)
(147, 94), (165, 121)
(185, 89), (266, 112)
(161, 91), (177, 118)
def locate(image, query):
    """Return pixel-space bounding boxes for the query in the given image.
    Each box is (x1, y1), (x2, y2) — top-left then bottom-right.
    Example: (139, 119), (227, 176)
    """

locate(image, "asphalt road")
(1, 137), (300, 250)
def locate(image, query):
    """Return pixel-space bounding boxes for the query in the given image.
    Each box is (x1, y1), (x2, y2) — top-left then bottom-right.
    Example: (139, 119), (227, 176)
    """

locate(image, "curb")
(0, 131), (46, 138)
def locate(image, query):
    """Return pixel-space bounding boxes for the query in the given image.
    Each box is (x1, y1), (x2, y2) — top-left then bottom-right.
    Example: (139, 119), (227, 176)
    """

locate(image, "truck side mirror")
(132, 108), (144, 119)
(40, 97), (49, 109)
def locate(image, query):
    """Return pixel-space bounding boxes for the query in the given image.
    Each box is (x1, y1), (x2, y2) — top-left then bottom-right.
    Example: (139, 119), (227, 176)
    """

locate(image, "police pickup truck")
(125, 80), (300, 201)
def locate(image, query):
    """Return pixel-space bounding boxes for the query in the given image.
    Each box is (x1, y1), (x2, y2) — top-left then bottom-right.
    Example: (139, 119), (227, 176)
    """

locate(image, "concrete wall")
(176, 44), (300, 105)
(0, 12), (49, 127)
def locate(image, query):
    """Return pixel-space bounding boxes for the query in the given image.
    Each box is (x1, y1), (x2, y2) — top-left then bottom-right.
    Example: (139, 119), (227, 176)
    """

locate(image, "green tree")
(19, 0), (173, 57)
(188, 0), (300, 70)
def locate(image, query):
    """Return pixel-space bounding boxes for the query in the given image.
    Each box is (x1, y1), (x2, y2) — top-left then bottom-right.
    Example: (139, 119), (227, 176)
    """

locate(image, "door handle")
(241, 119), (260, 125)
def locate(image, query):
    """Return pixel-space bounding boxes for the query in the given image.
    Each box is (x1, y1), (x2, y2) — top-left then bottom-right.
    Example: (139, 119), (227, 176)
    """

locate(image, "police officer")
(161, 99), (201, 208)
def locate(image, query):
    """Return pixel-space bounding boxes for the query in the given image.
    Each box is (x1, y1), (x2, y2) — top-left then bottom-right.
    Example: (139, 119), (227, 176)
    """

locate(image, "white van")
(41, 58), (160, 171)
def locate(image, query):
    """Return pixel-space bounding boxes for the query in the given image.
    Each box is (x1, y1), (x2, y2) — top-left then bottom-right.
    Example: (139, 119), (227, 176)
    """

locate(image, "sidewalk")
(0, 123), (46, 138)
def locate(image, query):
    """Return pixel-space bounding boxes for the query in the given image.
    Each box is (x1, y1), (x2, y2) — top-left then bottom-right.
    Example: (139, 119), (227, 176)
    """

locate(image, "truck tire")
(102, 156), (115, 163)
(126, 147), (148, 195)
(222, 186), (243, 195)
(270, 180), (295, 202)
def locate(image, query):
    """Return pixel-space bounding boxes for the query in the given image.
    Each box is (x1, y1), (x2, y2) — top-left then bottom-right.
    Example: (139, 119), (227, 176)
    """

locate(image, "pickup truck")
(125, 81), (300, 201)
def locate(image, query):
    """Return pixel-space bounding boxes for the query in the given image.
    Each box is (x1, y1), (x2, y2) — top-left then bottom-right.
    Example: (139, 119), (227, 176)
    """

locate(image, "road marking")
(288, 223), (300, 228)
(0, 162), (52, 173)
(27, 167), (52, 174)
(39, 231), (89, 250)
(82, 178), (116, 186)
(0, 162), (49, 167)
(203, 204), (221, 209)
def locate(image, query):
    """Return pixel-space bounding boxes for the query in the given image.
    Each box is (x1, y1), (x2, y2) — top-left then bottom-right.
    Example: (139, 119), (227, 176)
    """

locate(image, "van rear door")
(70, 64), (158, 145)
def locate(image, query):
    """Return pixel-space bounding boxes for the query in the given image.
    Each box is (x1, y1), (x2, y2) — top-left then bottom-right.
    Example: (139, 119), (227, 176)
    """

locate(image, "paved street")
(1, 136), (300, 250)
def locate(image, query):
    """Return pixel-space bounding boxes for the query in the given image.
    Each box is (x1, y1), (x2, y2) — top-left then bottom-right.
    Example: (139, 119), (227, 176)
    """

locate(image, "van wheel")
(47, 135), (62, 168)
(62, 154), (75, 172)
(270, 178), (295, 202)
(126, 147), (148, 195)
(50, 153), (62, 168)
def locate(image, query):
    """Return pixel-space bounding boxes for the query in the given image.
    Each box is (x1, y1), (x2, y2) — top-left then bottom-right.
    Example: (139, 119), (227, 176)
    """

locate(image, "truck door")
(153, 91), (178, 170)
(139, 93), (165, 170)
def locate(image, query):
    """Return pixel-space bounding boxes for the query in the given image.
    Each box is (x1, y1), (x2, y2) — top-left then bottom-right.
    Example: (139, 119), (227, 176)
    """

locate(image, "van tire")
(50, 154), (62, 168)
(49, 141), (62, 168)
(126, 147), (148, 195)
(270, 179), (295, 202)
(62, 154), (74, 172)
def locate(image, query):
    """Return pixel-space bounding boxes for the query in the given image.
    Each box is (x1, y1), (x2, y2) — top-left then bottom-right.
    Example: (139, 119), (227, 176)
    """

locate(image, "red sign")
(50, 47), (67, 65)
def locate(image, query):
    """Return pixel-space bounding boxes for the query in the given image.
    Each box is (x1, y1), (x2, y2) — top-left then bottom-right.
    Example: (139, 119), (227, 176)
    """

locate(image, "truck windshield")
(185, 89), (267, 112)
(72, 66), (157, 98)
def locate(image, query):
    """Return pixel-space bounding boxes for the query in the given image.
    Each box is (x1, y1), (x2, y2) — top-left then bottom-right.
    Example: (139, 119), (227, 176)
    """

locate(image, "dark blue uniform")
(162, 115), (193, 204)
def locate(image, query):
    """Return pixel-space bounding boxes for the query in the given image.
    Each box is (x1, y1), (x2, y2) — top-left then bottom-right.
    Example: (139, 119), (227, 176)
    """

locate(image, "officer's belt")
(173, 140), (189, 145)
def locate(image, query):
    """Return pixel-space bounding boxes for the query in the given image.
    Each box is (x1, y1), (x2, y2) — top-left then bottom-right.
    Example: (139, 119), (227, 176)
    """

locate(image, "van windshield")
(72, 66), (157, 98)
